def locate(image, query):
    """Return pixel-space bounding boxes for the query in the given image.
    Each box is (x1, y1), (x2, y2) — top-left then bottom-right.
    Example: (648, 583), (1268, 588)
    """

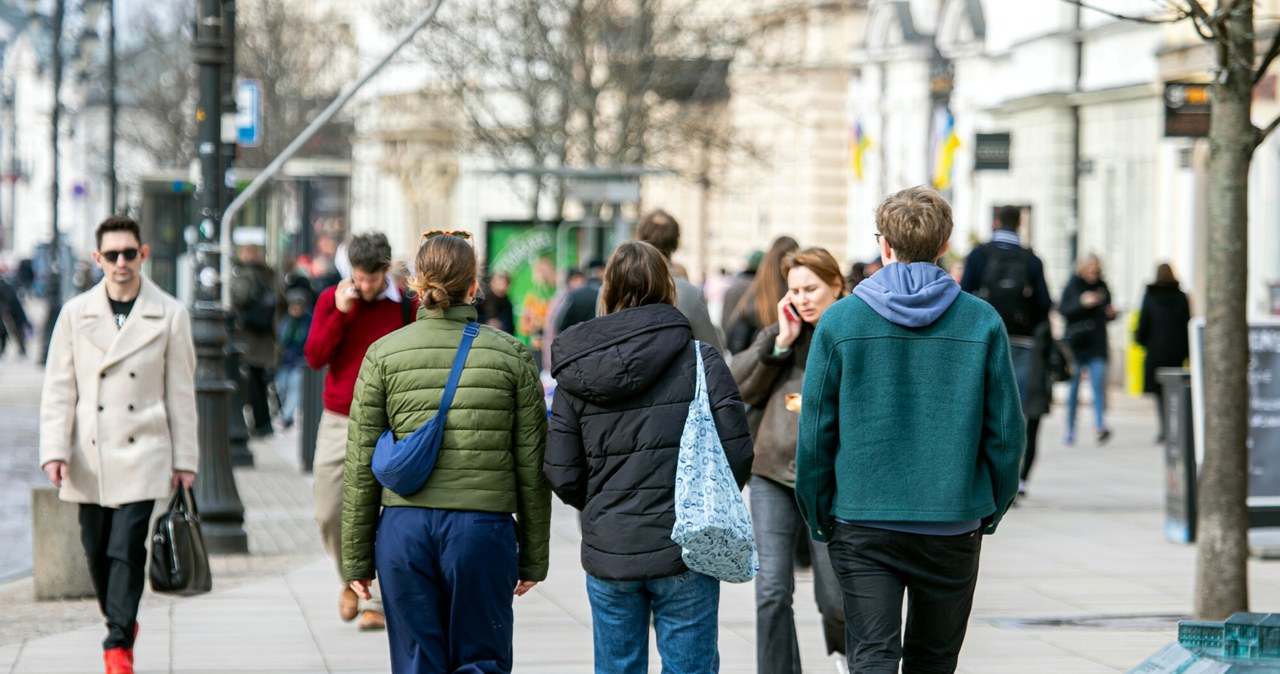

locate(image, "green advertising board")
(485, 221), (575, 358)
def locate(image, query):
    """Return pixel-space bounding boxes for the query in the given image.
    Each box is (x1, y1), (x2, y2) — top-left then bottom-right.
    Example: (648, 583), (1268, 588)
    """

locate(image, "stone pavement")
(3, 361), (1280, 672)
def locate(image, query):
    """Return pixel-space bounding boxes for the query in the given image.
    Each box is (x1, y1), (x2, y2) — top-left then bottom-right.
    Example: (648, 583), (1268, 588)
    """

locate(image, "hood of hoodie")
(852, 261), (961, 328)
(551, 303), (693, 405)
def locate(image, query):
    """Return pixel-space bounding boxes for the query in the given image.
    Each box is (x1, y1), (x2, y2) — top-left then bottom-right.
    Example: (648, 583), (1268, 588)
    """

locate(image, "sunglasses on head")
(422, 230), (472, 240)
(101, 248), (139, 263)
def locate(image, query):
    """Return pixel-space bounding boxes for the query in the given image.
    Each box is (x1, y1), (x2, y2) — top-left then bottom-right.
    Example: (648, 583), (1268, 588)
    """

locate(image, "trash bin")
(1158, 368), (1196, 544)
(299, 365), (325, 473)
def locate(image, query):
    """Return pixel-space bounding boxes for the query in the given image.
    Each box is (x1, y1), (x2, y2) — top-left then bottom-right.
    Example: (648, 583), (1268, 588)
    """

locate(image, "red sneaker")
(104, 647), (134, 674)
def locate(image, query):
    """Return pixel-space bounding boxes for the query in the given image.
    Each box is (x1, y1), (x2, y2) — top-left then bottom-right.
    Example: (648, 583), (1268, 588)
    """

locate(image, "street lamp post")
(191, 0), (247, 554)
(38, 0), (65, 365)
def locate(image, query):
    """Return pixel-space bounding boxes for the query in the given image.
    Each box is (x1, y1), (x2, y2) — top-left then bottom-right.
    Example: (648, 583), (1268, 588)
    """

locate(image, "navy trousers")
(376, 507), (519, 674)
(78, 500), (154, 650)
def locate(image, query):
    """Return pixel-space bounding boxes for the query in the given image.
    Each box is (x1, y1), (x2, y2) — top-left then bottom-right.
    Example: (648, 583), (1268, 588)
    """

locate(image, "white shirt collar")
(992, 230), (1021, 246)
(379, 281), (402, 303)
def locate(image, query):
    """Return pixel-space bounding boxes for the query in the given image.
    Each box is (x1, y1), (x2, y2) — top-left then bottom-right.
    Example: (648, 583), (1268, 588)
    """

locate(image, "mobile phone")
(783, 303), (800, 323)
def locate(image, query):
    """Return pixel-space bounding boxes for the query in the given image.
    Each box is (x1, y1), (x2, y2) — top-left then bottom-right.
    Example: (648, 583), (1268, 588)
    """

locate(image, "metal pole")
(219, 0), (251, 468)
(40, 0), (66, 365)
(219, 0), (445, 306)
(107, 0), (116, 214)
(192, 0), (247, 554)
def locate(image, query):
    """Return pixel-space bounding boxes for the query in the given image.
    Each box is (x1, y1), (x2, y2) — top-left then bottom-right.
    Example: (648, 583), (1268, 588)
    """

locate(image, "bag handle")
(436, 322), (480, 418)
(167, 484), (200, 517)
(692, 340), (707, 400)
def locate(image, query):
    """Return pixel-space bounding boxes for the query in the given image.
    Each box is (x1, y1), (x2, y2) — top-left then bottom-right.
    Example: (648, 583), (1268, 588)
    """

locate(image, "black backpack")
(240, 273), (277, 335)
(976, 243), (1036, 336)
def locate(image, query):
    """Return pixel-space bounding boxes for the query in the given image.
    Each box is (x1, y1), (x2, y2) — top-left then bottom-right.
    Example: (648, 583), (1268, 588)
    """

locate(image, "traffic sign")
(236, 80), (262, 147)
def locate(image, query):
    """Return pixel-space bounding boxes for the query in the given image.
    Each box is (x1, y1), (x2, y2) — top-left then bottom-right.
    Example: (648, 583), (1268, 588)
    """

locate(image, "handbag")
(372, 322), (479, 497)
(670, 341), (759, 583)
(149, 485), (212, 596)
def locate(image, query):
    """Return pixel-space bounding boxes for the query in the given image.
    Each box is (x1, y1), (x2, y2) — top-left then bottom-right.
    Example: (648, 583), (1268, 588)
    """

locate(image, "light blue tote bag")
(670, 341), (759, 583)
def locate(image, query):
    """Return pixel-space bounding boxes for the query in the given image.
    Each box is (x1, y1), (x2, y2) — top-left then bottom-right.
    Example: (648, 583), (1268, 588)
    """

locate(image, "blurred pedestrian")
(721, 249), (763, 330)
(231, 241), (279, 437)
(731, 247), (849, 674)
(961, 205), (1051, 494)
(553, 258), (606, 332)
(343, 230), (550, 674)
(0, 274), (29, 358)
(479, 271), (516, 334)
(1135, 263), (1191, 443)
(274, 289), (312, 430)
(545, 240), (753, 674)
(725, 236), (799, 355)
(1060, 253), (1118, 446)
(39, 216), (198, 674)
(304, 232), (413, 632)
(796, 187), (1023, 674)
(636, 209), (726, 354)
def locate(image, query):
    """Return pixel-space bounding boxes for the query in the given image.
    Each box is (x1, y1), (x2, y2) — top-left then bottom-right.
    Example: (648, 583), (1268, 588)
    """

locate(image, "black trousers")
(245, 365), (273, 434)
(79, 501), (154, 650)
(827, 523), (982, 674)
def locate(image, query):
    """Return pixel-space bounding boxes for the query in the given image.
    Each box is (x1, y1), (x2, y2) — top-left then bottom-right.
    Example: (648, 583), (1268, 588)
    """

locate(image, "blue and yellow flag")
(850, 121), (871, 181)
(931, 110), (960, 190)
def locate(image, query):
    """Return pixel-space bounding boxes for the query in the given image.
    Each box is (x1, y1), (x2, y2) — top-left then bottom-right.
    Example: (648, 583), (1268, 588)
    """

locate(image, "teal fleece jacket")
(795, 276), (1025, 542)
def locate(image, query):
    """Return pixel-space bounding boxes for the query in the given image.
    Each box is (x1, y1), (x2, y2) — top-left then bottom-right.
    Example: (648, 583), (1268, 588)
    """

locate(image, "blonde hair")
(600, 241), (677, 314)
(409, 234), (476, 310)
(875, 186), (954, 263)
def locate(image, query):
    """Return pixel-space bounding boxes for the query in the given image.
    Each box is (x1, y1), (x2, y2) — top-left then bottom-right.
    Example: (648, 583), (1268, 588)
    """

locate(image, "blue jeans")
(274, 364), (301, 422)
(1009, 342), (1033, 409)
(750, 476), (846, 674)
(376, 507), (519, 674)
(1066, 356), (1108, 434)
(585, 570), (720, 674)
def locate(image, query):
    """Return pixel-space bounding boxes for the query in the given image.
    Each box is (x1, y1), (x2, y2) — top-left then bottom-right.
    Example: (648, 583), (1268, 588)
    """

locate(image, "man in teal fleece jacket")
(796, 186), (1024, 674)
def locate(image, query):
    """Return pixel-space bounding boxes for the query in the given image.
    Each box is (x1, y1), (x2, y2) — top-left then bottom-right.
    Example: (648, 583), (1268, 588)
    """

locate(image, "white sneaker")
(833, 653), (850, 674)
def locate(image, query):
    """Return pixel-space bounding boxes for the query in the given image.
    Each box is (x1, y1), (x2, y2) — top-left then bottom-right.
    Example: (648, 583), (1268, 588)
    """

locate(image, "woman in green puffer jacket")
(342, 231), (550, 674)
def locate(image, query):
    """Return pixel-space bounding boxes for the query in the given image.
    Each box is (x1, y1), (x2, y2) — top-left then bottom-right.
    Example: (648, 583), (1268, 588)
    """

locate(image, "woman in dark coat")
(1059, 253), (1117, 446)
(545, 240), (753, 674)
(1135, 263), (1192, 442)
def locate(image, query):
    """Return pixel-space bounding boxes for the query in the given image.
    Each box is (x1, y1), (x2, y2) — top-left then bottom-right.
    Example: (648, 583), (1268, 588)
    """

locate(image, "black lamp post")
(191, 0), (247, 554)
(38, 0), (65, 366)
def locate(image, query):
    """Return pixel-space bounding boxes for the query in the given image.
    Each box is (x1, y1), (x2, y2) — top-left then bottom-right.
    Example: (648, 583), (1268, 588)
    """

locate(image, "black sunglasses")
(101, 248), (139, 263)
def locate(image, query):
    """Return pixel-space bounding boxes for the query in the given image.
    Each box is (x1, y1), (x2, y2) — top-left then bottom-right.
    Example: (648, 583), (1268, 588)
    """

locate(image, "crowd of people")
(31, 189), (1195, 674)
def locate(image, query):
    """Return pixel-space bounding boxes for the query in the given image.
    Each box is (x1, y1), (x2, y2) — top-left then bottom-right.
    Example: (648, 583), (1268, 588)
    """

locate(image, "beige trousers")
(314, 409), (382, 613)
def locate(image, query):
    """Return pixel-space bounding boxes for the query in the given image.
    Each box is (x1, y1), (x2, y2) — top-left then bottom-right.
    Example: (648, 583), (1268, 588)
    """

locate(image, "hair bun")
(425, 284), (451, 309)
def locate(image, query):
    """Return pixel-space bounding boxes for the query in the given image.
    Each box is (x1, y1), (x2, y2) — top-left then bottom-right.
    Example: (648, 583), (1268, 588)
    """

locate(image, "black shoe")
(1096, 428), (1112, 445)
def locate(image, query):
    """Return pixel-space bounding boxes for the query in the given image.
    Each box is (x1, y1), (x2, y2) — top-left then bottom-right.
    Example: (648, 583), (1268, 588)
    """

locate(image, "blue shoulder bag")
(372, 322), (480, 497)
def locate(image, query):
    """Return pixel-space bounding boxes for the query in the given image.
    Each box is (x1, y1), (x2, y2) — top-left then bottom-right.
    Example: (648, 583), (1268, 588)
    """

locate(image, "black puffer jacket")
(544, 303), (753, 581)
(1060, 275), (1115, 361)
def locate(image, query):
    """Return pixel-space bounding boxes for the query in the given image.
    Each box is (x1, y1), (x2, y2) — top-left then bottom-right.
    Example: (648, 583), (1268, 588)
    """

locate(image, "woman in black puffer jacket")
(1059, 253), (1118, 446)
(545, 240), (752, 674)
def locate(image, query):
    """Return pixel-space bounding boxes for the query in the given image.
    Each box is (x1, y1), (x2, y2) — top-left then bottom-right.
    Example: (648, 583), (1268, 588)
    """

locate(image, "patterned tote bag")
(670, 341), (759, 583)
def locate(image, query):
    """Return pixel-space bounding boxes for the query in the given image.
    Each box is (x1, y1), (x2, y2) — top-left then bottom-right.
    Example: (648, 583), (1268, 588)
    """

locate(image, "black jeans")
(245, 365), (273, 434)
(79, 501), (155, 650)
(827, 523), (982, 674)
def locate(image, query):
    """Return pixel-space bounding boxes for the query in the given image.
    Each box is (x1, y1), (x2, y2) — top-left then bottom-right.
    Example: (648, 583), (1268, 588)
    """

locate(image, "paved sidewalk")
(3, 374), (1280, 672)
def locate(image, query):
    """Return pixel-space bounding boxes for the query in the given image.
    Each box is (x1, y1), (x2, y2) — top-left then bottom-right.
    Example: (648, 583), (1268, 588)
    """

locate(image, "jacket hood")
(852, 261), (960, 328)
(551, 304), (693, 404)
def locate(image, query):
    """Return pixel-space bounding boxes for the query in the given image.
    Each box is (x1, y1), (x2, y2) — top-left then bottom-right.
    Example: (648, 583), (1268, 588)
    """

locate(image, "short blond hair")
(875, 187), (953, 263)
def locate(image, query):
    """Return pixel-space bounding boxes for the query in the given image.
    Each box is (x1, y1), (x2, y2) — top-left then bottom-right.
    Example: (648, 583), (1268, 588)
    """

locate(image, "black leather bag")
(149, 486), (212, 596)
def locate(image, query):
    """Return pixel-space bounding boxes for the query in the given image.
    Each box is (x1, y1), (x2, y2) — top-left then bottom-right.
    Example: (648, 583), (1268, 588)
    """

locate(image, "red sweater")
(304, 286), (407, 416)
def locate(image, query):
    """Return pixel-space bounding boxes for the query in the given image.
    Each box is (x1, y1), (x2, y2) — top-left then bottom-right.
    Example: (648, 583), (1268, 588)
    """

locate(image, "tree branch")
(1259, 116), (1280, 145)
(1058, 0), (1188, 24)
(1256, 27), (1280, 84)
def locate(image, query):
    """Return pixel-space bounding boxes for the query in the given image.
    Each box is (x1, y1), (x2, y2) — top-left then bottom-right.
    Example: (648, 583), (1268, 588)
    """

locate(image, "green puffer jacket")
(342, 305), (551, 583)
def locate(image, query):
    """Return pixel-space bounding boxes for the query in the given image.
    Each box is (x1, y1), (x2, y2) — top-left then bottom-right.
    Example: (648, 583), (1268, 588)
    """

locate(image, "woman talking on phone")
(730, 247), (850, 674)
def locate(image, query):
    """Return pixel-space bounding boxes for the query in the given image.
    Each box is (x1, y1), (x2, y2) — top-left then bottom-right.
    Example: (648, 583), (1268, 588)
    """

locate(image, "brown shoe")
(357, 610), (386, 631)
(339, 587), (359, 622)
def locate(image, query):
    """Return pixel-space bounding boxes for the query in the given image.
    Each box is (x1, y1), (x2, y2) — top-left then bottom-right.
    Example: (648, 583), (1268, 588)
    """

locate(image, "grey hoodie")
(853, 262), (961, 328)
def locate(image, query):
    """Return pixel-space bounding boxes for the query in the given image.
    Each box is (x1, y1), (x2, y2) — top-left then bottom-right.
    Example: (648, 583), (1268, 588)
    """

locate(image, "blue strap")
(436, 322), (479, 417)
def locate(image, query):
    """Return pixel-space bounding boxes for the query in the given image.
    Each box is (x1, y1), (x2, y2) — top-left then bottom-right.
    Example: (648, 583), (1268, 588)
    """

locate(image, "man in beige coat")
(39, 216), (198, 674)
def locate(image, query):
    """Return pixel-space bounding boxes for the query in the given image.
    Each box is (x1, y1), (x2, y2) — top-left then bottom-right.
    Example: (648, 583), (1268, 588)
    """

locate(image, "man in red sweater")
(304, 233), (409, 632)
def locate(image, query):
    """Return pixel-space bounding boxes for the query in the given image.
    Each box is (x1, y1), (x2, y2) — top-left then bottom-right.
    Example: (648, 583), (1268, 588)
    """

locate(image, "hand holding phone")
(775, 297), (801, 352)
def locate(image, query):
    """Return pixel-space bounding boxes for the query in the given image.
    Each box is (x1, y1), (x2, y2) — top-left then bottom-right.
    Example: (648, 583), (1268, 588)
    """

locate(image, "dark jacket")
(730, 322), (811, 483)
(342, 305), (551, 583)
(544, 303), (753, 581)
(725, 308), (764, 356)
(1059, 275), (1115, 361)
(959, 238), (1052, 337)
(554, 280), (601, 333)
(1135, 282), (1191, 393)
(231, 260), (279, 368)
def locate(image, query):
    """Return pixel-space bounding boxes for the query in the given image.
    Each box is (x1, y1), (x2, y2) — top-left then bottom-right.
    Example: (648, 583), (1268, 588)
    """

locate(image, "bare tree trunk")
(1195, 1), (1253, 620)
